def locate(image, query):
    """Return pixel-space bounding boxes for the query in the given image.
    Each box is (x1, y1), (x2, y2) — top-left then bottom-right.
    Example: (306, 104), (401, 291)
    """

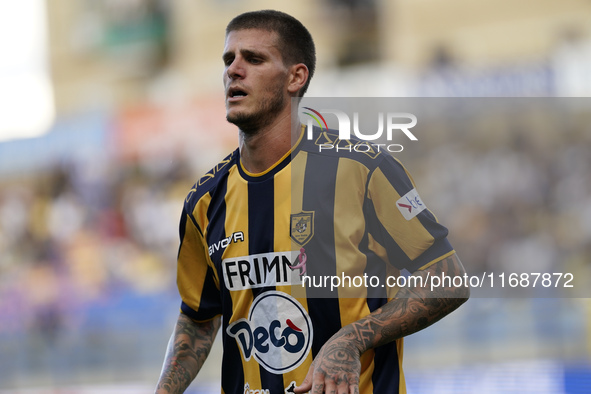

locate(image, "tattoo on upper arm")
(156, 314), (220, 393)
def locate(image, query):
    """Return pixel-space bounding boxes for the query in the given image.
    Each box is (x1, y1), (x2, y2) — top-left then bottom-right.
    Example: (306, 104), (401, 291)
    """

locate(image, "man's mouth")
(228, 88), (248, 101)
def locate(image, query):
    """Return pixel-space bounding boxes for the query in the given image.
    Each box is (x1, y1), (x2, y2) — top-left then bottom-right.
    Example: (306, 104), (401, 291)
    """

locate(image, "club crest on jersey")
(290, 211), (314, 246)
(227, 291), (313, 374)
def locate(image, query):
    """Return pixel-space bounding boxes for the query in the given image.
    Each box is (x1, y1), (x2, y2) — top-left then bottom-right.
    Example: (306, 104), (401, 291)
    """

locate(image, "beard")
(226, 85), (287, 136)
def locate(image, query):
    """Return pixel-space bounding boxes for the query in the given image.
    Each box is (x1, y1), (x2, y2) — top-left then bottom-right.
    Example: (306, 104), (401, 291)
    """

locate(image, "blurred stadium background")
(1, 0), (591, 393)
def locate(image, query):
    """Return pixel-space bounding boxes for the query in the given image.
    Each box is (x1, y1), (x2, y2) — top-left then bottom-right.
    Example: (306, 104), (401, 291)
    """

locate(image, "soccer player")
(155, 9), (469, 394)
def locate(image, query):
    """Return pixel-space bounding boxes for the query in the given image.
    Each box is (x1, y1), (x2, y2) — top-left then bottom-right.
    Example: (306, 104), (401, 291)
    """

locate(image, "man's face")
(223, 28), (291, 133)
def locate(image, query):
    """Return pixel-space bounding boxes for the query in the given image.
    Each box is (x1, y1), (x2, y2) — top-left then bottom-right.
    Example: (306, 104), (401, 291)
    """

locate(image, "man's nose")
(226, 58), (245, 80)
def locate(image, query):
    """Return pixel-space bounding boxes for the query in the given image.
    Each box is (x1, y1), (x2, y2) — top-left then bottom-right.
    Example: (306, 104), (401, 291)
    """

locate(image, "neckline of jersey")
(237, 125), (305, 182)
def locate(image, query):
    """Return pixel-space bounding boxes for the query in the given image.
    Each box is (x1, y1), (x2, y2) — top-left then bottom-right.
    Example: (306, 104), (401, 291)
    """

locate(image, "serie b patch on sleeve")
(396, 188), (426, 220)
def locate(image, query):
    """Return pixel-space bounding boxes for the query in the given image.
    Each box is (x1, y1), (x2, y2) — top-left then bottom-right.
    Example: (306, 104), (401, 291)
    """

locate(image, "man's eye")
(223, 56), (234, 66)
(249, 58), (262, 64)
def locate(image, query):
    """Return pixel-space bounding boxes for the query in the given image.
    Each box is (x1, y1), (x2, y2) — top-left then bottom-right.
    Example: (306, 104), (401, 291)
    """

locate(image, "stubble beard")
(226, 86), (287, 137)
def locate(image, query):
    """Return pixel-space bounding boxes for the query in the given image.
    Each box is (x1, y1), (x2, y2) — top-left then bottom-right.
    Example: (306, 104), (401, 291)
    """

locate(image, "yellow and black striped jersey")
(177, 128), (454, 393)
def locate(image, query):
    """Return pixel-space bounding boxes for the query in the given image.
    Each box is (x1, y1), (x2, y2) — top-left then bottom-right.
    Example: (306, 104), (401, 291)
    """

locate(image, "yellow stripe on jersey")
(397, 339), (407, 394)
(223, 165), (250, 261)
(193, 192), (222, 290)
(290, 151), (307, 213)
(224, 164), (253, 321)
(223, 164), (263, 390)
(334, 157), (372, 300)
(368, 167), (435, 261)
(289, 151), (309, 301)
(193, 191), (211, 231)
(274, 163), (292, 253)
(418, 249), (456, 271)
(359, 349), (376, 392)
(177, 215), (216, 318)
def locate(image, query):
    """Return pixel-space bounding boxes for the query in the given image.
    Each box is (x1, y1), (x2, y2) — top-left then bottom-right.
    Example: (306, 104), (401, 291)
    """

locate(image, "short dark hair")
(226, 10), (316, 96)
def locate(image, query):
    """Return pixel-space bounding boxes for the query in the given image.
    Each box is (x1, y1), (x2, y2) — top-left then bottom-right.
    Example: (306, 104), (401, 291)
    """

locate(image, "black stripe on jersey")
(358, 189), (390, 301)
(206, 174), (245, 394)
(375, 154), (414, 194)
(364, 194), (412, 271)
(374, 157), (453, 271)
(206, 174), (229, 263)
(301, 152), (343, 357)
(372, 342), (400, 393)
(178, 201), (223, 320)
(177, 206), (190, 259)
(247, 178), (275, 254)
(246, 176), (285, 391)
(180, 267), (222, 321)
(376, 154), (446, 235)
(247, 176), (276, 297)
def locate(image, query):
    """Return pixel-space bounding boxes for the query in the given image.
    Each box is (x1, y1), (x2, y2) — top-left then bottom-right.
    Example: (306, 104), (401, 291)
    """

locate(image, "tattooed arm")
(155, 313), (221, 394)
(294, 252), (470, 394)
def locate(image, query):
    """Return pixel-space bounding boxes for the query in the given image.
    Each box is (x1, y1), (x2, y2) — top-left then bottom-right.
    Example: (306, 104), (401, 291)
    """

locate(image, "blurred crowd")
(414, 101), (591, 288)
(0, 155), (192, 338)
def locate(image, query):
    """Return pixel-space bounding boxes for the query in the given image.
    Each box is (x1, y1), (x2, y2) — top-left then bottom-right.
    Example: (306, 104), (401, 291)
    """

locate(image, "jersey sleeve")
(366, 154), (454, 273)
(176, 201), (222, 321)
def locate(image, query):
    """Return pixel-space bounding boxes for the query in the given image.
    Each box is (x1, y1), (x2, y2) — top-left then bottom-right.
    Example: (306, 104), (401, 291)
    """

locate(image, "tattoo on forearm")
(156, 314), (220, 393)
(343, 254), (469, 353)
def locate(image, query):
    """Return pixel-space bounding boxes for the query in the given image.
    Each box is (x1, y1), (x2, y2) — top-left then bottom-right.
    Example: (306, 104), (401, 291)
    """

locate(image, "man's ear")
(287, 63), (309, 95)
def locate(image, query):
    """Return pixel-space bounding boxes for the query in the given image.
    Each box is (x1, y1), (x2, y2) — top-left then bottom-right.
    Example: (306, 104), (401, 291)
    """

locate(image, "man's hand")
(293, 331), (361, 394)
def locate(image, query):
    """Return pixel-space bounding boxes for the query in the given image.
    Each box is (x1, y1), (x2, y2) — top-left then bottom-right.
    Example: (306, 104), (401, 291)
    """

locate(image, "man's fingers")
(310, 380), (325, 394)
(292, 362), (314, 393)
(292, 379), (311, 393)
(323, 381), (337, 394)
(346, 374), (359, 393)
(336, 379), (349, 394)
(294, 357), (361, 393)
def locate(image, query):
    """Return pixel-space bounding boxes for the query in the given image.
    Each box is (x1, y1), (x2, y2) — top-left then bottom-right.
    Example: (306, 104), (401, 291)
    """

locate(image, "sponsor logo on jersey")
(242, 383), (270, 394)
(227, 291), (313, 374)
(290, 211), (314, 246)
(222, 252), (303, 291)
(209, 231), (244, 256)
(396, 188), (426, 220)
